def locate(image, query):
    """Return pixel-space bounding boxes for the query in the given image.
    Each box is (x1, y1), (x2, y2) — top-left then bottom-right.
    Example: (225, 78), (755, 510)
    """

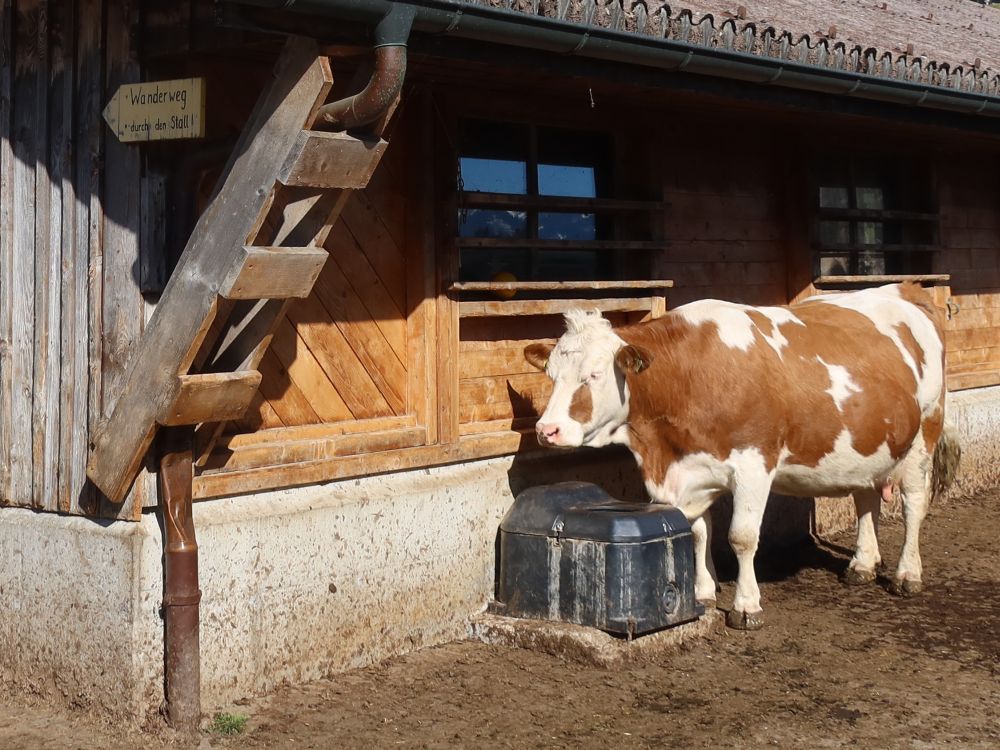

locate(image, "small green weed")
(210, 712), (249, 736)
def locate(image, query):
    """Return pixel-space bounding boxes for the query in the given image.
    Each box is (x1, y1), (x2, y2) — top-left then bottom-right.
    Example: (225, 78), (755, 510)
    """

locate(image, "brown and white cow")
(524, 282), (960, 630)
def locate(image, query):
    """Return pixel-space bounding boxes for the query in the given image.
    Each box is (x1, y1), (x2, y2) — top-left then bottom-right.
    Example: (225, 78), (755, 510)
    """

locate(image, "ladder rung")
(158, 370), (263, 427)
(220, 246), (328, 300)
(278, 130), (387, 189)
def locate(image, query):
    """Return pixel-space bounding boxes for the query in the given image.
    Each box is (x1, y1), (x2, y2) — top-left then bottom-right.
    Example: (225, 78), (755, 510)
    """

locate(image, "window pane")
(538, 212), (596, 241)
(818, 220), (849, 245)
(858, 221), (883, 245)
(458, 209), (527, 239)
(819, 255), (851, 276)
(459, 248), (531, 282)
(534, 250), (602, 281)
(460, 157), (527, 194)
(819, 186), (849, 209)
(858, 253), (886, 275)
(856, 187), (884, 210)
(538, 164), (596, 198)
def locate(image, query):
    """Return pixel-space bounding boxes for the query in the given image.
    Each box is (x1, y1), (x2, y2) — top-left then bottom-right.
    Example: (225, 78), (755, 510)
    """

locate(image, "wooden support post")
(159, 426), (201, 734)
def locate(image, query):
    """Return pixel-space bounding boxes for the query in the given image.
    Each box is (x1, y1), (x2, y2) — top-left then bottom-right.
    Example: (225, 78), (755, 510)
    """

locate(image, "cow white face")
(524, 310), (651, 449)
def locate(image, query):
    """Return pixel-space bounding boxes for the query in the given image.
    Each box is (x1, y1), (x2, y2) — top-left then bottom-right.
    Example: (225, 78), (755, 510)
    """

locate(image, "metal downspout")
(314, 3), (415, 130)
(160, 427), (201, 733)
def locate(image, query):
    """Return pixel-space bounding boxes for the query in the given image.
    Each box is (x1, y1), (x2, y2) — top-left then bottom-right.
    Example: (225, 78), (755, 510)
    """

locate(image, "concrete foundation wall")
(1, 386), (996, 721)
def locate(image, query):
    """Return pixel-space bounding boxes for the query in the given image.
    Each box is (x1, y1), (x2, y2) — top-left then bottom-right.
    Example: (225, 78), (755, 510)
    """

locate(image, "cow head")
(524, 310), (651, 448)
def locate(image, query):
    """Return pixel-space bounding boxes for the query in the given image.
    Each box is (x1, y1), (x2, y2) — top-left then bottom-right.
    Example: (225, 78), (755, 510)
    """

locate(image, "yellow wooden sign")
(102, 78), (205, 143)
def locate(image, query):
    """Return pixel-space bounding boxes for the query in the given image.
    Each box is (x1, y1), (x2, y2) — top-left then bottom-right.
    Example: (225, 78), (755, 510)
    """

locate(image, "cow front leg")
(725, 474), (771, 630)
(844, 488), (882, 585)
(690, 513), (718, 605)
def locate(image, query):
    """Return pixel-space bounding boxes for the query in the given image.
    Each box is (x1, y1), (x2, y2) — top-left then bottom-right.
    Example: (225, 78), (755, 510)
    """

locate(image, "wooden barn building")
(2, 0), (1000, 723)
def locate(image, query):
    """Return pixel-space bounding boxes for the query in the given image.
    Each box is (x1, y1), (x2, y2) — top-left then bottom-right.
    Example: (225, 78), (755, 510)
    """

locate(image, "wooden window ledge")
(814, 274), (950, 289)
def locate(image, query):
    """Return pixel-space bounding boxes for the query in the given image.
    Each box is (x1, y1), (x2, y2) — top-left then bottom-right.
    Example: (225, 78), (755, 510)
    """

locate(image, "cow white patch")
(676, 300), (804, 355)
(773, 429), (898, 497)
(818, 357), (860, 411)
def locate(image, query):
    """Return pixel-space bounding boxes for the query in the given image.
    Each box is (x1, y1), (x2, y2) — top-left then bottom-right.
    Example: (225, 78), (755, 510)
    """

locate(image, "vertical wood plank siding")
(0, 0), (143, 516)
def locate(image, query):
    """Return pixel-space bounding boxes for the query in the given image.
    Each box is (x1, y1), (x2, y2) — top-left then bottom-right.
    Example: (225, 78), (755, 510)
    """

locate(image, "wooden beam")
(450, 280), (674, 293)
(193, 430), (539, 500)
(458, 297), (663, 318)
(278, 130), (387, 189)
(87, 37), (333, 505)
(220, 246), (328, 300)
(158, 371), (262, 427)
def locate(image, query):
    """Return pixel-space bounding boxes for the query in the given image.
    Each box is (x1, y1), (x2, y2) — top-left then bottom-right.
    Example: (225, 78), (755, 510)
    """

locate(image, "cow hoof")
(726, 608), (764, 630)
(842, 566), (877, 586)
(889, 577), (922, 597)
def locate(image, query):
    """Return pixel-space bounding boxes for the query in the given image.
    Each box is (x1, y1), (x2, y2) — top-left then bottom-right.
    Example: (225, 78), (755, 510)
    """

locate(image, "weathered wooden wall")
(0, 0), (150, 516)
(936, 155), (1000, 390)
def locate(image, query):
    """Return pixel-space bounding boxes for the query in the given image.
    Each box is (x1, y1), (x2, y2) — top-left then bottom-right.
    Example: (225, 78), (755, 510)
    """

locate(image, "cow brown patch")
(568, 384), (593, 424)
(524, 343), (553, 371)
(896, 281), (944, 329)
(745, 310), (774, 338)
(895, 323), (926, 378)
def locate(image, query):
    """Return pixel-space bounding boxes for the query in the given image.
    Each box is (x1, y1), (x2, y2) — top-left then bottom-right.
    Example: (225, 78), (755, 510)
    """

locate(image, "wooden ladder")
(87, 37), (391, 509)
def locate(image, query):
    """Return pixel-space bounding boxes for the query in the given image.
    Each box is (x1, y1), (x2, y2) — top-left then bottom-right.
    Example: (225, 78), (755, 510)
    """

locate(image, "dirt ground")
(2, 490), (998, 750)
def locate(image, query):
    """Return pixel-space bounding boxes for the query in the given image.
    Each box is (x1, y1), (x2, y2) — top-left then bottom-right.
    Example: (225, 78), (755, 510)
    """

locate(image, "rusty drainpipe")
(313, 2), (415, 130)
(159, 426), (201, 734)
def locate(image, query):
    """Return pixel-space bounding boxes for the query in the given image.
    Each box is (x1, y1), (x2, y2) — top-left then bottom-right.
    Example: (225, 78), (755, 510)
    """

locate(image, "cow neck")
(616, 317), (694, 480)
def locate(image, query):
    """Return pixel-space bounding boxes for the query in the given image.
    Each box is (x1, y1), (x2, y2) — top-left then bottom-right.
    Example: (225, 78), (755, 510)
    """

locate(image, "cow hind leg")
(725, 468), (772, 630)
(691, 513), (718, 605)
(890, 441), (932, 597)
(843, 488), (882, 586)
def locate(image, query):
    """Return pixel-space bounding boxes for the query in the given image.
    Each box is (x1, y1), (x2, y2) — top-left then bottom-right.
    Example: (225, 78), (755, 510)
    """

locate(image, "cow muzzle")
(535, 421), (569, 448)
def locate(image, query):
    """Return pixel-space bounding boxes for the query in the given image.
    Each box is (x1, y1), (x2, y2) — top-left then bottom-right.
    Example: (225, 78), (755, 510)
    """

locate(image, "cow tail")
(931, 423), (961, 501)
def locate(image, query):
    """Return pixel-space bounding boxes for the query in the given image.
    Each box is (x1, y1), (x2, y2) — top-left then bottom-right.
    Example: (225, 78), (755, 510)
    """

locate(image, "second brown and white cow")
(524, 282), (960, 630)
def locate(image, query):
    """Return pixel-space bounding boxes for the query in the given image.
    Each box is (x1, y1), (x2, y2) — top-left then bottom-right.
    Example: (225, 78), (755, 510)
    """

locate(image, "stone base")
(468, 609), (723, 667)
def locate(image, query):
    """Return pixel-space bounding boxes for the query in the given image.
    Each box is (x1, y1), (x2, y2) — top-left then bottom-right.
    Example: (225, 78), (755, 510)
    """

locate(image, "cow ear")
(616, 345), (653, 374)
(524, 343), (553, 371)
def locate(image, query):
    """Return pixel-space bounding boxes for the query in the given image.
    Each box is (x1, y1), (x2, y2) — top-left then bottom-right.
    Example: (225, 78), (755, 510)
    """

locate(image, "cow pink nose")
(537, 423), (560, 441)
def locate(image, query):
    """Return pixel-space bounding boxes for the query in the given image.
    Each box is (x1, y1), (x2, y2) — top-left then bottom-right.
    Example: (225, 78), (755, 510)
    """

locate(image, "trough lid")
(501, 481), (690, 543)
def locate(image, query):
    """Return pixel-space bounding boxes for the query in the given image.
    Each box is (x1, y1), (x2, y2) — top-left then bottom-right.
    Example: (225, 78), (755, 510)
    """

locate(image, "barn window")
(812, 156), (938, 280)
(456, 119), (623, 282)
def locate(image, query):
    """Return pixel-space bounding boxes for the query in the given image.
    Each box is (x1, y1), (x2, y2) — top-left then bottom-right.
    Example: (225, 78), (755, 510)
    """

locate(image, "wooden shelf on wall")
(458, 191), (666, 213)
(814, 274), (951, 287)
(456, 238), (664, 251)
(458, 296), (665, 318)
(449, 279), (674, 293)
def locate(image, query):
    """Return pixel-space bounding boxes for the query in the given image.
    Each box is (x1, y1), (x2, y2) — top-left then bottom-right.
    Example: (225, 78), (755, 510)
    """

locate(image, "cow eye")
(588, 371), (602, 382)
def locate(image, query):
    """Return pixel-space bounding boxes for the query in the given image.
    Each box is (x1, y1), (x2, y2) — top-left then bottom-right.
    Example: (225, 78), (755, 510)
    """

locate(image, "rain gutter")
(233, 0), (1000, 118)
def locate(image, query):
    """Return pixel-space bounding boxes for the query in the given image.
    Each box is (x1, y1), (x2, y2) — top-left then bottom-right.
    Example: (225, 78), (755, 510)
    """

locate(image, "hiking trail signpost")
(103, 77), (206, 143)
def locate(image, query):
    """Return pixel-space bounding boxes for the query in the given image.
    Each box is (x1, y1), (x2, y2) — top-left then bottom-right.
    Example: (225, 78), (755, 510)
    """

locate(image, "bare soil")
(2, 491), (998, 749)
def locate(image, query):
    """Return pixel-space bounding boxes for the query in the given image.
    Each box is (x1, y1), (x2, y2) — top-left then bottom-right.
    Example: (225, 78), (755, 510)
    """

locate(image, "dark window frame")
(810, 154), (939, 280)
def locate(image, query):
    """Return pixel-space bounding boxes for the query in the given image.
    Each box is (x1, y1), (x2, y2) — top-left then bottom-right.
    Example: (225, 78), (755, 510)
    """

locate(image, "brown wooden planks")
(193, 430), (534, 500)
(458, 297), (661, 318)
(311, 255), (406, 414)
(0, 0), (13, 503)
(284, 292), (394, 419)
(339, 191), (406, 312)
(199, 426), (426, 474)
(87, 38), (331, 505)
(324, 222), (406, 362)
(256, 348), (322, 426)
(268, 316), (351, 423)
(458, 340), (548, 379)
(8, 0), (40, 506)
(459, 372), (552, 424)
